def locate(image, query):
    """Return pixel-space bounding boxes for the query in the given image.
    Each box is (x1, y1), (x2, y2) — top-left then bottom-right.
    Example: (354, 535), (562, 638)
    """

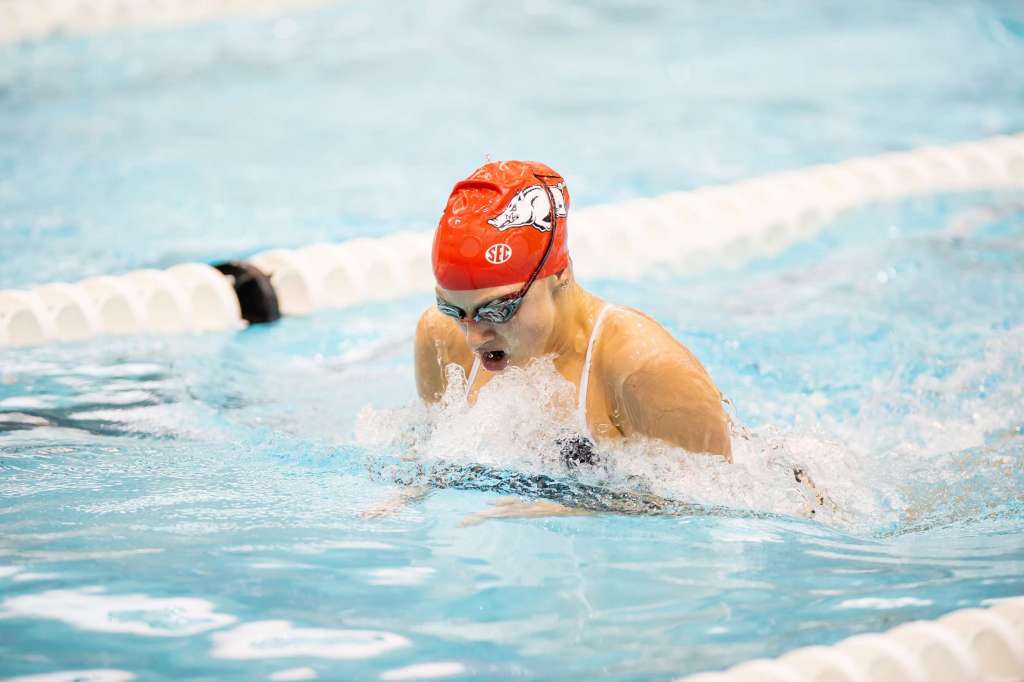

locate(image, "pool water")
(2, 2), (1024, 680)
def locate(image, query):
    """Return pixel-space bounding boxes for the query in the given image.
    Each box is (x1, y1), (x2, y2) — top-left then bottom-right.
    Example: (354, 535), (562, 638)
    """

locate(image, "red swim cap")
(432, 160), (570, 291)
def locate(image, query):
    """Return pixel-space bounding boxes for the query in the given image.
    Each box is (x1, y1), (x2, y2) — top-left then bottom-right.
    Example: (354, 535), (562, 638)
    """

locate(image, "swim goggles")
(435, 175), (559, 325)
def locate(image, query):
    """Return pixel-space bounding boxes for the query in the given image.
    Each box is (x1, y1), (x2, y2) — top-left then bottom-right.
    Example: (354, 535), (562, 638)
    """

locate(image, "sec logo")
(485, 243), (513, 265)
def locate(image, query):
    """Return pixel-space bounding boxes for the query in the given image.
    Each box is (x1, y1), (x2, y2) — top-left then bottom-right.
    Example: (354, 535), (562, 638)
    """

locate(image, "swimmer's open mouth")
(480, 349), (509, 371)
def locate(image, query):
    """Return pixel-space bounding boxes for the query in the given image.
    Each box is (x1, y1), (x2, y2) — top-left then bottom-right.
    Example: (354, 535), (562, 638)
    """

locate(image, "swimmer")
(415, 160), (732, 464)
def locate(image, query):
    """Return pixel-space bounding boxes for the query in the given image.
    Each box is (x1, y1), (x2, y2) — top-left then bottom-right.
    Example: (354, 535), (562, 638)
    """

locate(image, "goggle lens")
(435, 295), (523, 324)
(436, 299), (464, 320)
(475, 296), (522, 323)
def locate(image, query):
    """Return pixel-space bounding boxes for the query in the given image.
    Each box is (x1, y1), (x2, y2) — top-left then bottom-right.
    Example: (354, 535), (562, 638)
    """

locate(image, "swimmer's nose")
(464, 319), (494, 348)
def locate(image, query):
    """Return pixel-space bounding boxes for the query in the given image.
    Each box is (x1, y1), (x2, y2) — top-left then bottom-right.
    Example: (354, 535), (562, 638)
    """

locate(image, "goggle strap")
(510, 176), (558, 300)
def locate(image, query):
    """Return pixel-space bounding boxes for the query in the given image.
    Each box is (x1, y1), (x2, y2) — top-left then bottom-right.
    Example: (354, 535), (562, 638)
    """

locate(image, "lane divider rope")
(2, 132), (1023, 348)
(0, 0), (329, 45)
(677, 597), (1024, 682)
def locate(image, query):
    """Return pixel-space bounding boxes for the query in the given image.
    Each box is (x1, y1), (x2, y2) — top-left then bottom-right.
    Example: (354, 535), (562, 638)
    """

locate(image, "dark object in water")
(214, 260), (281, 324)
(557, 434), (600, 469)
(412, 461), (773, 520)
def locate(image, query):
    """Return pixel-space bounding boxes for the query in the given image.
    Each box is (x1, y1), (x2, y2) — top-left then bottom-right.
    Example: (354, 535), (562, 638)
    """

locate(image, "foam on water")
(2, 671), (136, 682)
(354, 358), (872, 528)
(364, 566), (436, 587)
(1, 587), (237, 636)
(269, 668), (318, 682)
(209, 621), (410, 660)
(379, 662), (467, 681)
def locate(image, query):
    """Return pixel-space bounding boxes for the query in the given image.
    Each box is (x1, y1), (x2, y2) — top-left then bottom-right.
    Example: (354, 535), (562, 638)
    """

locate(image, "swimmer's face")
(436, 274), (561, 372)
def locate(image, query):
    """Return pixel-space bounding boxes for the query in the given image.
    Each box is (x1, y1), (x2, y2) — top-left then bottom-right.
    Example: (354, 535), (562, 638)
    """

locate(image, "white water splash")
(355, 357), (871, 526)
(355, 322), (1024, 533)
(356, 359), (579, 473)
(842, 325), (1024, 457)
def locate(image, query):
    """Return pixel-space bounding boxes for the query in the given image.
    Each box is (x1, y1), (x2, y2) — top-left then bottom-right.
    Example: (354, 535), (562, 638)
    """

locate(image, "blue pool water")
(2, 2), (1024, 680)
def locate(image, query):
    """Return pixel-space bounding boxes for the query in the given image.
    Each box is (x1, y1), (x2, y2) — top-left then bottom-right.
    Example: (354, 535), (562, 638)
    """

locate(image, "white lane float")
(677, 597), (1024, 682)
(2, 132), (1023, 347)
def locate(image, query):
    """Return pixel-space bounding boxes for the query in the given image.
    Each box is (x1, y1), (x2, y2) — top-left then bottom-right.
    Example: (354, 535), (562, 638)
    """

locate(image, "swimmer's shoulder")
(596, 305), (731, 457)
(597, 305), (705, 374)
(414, 306), (473, 402)
(415, 306), (455, 347)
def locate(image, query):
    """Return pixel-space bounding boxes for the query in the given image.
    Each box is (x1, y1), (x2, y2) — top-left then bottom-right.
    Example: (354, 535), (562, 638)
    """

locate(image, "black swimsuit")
(558, 434), (600, 468)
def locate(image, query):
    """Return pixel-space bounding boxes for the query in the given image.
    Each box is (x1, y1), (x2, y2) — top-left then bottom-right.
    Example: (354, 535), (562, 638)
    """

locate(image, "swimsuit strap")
(577, 303), (613, 440)
(464, 303), (613, 434)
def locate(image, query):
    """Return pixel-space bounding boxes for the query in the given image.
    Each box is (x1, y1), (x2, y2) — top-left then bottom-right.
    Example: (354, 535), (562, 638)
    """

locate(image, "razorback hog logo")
(487, 182), (567, 232)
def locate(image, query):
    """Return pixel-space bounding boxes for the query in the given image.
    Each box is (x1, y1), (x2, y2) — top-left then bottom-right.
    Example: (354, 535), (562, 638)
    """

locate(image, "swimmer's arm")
(612, 350), (732, 460)
(460, 498), (590, 527)
(361, 485), (433, 519)
(414, 307), (449, 403)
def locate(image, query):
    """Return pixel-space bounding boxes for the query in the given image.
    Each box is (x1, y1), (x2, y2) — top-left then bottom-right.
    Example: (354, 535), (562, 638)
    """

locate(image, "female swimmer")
(415, 160), (731, 462)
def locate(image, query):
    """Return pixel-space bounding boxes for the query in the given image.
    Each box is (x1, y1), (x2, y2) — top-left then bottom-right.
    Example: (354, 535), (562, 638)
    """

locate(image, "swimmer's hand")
(459, 498), (591, 527)
(360, 485), (431, 519)
(793, 467), (839, 519)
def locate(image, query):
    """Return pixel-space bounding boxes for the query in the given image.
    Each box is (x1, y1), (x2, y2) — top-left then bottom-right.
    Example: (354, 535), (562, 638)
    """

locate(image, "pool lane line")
(1, 132), (1022, 347)
(676, 596), (1024, 682)
(0, 0), (333, 46)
